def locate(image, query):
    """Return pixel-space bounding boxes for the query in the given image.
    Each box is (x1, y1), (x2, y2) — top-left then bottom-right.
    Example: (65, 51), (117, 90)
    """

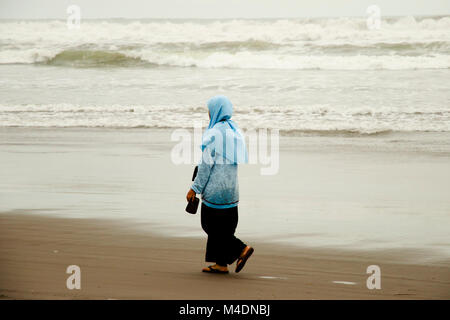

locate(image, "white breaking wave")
(128, 51), (450, 70)
(0, 16), (449, 70)
(1, 103), (449, 134)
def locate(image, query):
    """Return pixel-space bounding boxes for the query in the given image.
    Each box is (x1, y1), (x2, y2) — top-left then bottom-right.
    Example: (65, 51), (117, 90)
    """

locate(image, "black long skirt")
(200, 203), (247, 266)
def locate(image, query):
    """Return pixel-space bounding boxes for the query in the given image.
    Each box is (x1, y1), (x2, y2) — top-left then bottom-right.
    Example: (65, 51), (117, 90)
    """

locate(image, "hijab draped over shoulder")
(201, 95), (248, 164)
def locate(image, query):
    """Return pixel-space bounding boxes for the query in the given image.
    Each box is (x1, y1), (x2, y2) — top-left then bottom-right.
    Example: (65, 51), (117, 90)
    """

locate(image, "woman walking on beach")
(186, 95), (254, 274)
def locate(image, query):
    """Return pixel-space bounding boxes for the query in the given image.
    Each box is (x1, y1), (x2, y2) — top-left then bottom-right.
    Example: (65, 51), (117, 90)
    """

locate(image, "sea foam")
(0, 17), (449, 70)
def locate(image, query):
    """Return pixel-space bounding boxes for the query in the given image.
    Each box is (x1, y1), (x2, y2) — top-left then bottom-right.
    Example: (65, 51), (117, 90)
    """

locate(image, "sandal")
(202, 265), (229, 274)
(235, 246), (254, 273)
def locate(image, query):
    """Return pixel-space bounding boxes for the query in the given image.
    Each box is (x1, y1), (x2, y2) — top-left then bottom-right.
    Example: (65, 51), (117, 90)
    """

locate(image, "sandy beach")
(0, 127), (449, 300)
(1, 212), (449, 300)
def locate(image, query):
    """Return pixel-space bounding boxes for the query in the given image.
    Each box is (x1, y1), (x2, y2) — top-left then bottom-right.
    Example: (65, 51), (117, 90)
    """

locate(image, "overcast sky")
(1, 0), (449, 19)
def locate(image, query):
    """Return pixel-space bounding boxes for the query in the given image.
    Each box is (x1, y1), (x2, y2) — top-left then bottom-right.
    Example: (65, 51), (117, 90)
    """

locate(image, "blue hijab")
(201, 95), (248, 164)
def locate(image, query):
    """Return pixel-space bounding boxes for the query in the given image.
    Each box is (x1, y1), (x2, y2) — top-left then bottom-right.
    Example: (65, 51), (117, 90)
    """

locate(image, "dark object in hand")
(192, 166), (198, 181)
(186, 197), (199, 214)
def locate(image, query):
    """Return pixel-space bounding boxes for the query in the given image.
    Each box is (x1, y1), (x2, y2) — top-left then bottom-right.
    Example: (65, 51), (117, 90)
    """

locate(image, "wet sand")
(0, 127), (449, 299)
(0, 213), (449, 300)
(1, 127), (449, 258)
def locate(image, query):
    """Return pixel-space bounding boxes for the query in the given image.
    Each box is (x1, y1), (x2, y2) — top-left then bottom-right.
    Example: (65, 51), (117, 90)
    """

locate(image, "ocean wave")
(301, 41), (450, 56)
(281, 128), (395, 136)
(46, 50), (149, 67)
(0, 16), (449, 69)
(1, 48), (448, 70)
(1, 103), (449, 134)
(150, 39), (285, 51)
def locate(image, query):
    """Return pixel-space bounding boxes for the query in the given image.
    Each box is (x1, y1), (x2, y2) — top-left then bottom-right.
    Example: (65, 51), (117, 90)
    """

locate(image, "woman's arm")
(187, 146), (215, 201)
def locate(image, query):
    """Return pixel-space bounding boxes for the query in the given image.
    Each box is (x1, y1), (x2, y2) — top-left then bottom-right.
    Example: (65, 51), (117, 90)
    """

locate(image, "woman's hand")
(186, 188), (196, 202)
